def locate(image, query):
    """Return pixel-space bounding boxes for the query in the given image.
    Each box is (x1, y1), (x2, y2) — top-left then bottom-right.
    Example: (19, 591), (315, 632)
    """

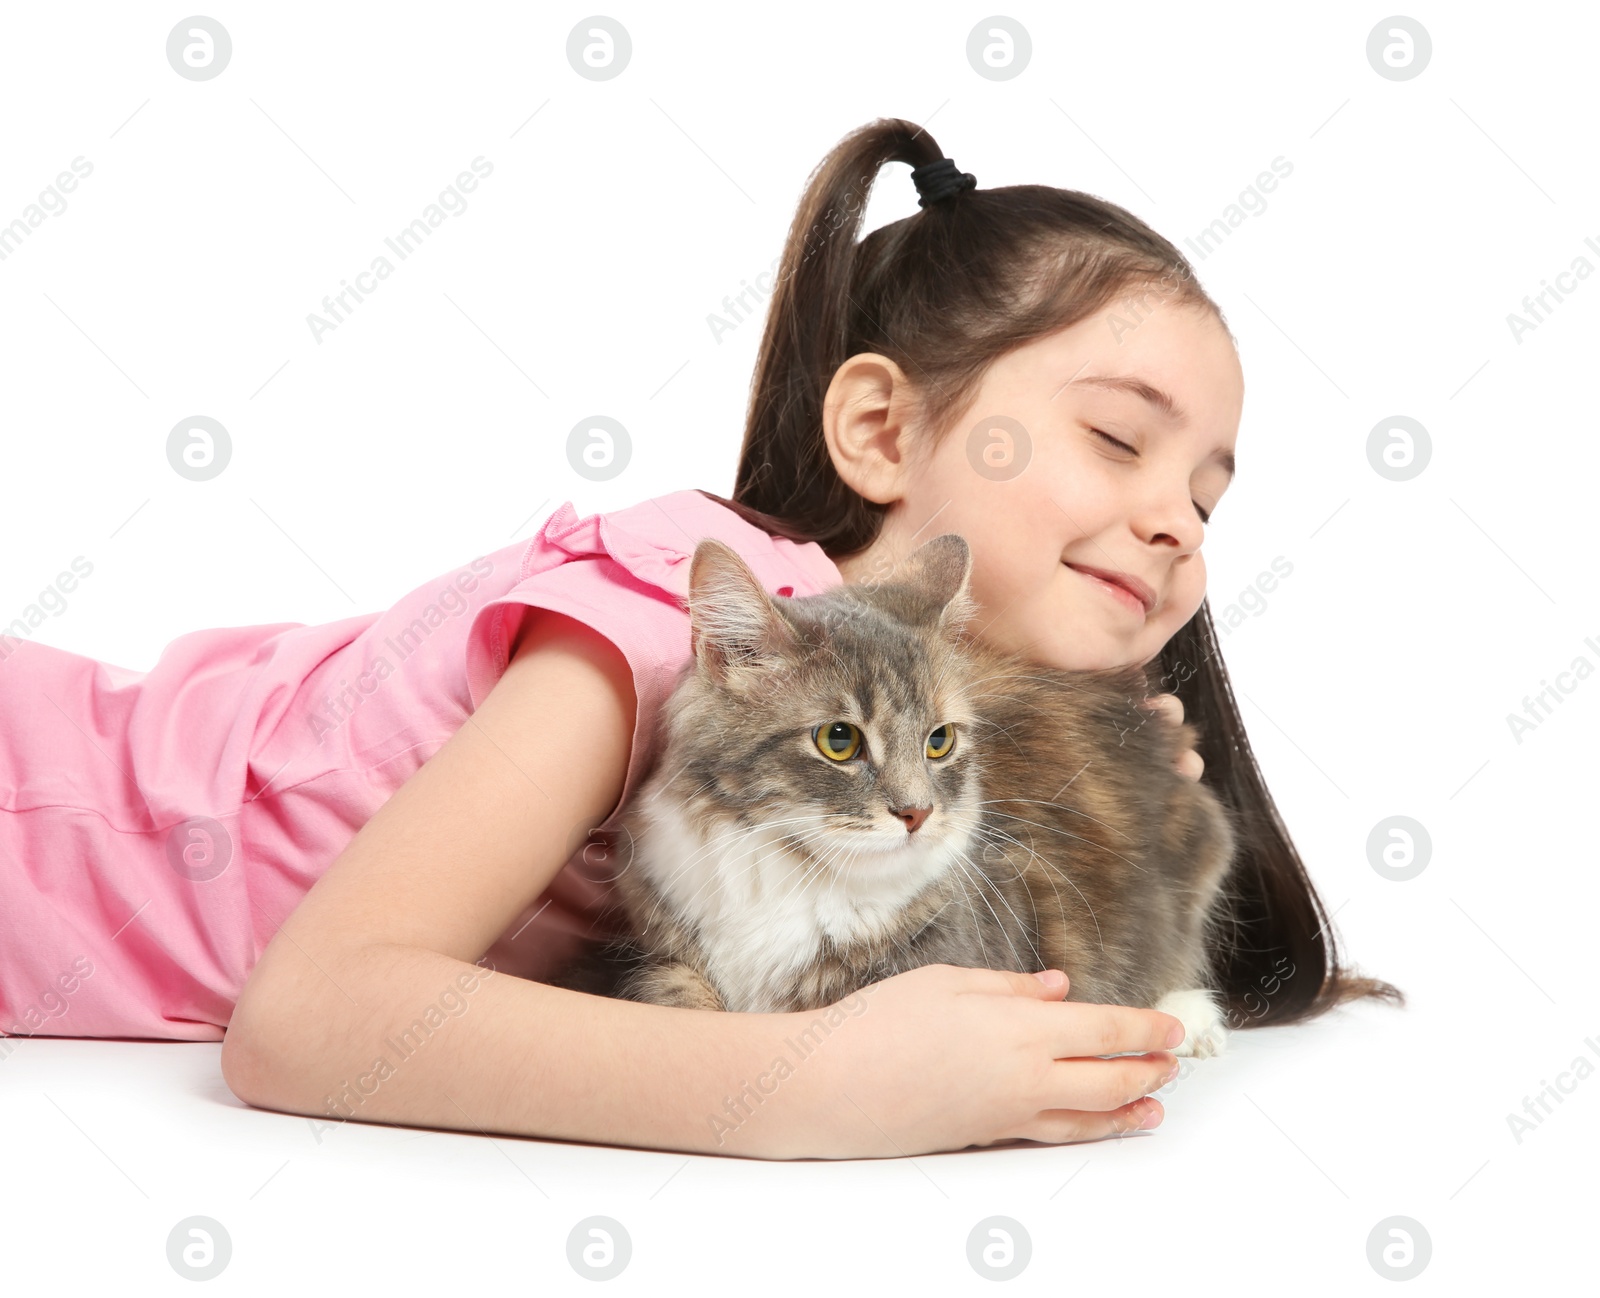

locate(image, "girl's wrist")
(693, 1007), (859, 1161)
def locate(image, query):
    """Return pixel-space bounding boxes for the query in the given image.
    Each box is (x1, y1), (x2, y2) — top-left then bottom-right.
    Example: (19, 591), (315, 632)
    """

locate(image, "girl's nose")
(1136, 485), (1205, 553)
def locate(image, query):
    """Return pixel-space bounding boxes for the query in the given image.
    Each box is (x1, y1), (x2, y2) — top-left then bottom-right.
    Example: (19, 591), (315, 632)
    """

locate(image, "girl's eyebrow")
(1066, 372), (1236, 479)
(1068, 372), (1186, 422)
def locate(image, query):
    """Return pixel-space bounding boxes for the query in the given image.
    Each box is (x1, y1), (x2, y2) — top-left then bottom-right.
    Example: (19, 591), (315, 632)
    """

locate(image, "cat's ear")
(897, 533), (978, 634)
(687, 538), (798, 684)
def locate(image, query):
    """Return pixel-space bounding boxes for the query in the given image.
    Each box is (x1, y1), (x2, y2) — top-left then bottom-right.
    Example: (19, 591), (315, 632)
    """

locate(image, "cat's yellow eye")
(813, 722), (862, 762)
(926, 724), (956, 759)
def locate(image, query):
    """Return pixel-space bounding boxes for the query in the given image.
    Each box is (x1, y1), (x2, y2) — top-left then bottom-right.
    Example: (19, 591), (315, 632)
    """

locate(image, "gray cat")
(558, 532), (1238, 1058)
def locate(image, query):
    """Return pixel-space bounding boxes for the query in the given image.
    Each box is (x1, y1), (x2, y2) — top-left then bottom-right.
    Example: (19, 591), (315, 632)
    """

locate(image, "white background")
(1, 1), (1595, 1291)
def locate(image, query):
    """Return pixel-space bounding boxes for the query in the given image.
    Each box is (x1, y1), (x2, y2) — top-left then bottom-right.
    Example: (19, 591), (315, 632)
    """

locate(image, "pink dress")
(0, 490), (842, 1042)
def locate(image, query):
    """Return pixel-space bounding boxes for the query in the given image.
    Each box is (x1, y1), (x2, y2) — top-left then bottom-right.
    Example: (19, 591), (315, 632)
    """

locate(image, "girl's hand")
(1140, 692), (1204, 781)
(766, 964), (1183, 1159)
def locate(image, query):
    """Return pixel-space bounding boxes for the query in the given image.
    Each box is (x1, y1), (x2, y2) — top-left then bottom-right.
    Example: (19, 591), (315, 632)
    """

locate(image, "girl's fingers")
(939, 964), (1073, 1000)
(1140, 692), (1183, 725)
(1141, 693), (1203, 779)
(1038, 1052), (1179, 1115)
(1041, 999), (1185, 1060)
(965, 969), (1191, 1069)
(1006, 1096), (1165, 1145)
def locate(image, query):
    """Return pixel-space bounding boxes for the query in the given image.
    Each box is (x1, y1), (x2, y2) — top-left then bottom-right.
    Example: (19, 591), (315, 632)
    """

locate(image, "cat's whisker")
(650, 811), (848, 885)
(966, 669), (1119, 695)
(945, 852), (1040, 970)
(968, 821), (1105, 953)
(748, 826), (862, 944)
(909, 830), (999, 967)
(967, 822), (1063, 915)
(925, 642), (969, 720)
(634, 822), (841, 928)
(953, 819), (1056, 934)
(976, 805), (1144, 864)
(687, 815), (871, 910)
(975, 796), (1137, 844)
(957, 712), (1041, 759)
(662, 817), (851, 913)
(964, 823), (1052, 941)
(752, 825), (854, 914)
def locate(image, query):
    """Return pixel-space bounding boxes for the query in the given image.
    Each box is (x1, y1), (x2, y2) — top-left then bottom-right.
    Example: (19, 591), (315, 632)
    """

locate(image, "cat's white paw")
(1154, 987), (1229, 1060)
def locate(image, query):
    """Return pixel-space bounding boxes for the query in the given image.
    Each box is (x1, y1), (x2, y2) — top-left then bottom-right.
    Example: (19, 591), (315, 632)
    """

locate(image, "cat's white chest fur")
(636, 800), (963, 1012)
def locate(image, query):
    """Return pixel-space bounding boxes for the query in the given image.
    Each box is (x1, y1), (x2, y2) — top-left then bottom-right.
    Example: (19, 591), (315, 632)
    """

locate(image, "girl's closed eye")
(1091, 427), (1138, 455)
(1090, 428), (1213, 523)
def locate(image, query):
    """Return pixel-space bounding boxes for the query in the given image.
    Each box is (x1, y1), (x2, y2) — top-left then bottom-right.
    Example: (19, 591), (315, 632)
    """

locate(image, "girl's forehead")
(999, 308), (1243, 422)
(998, 303), (1230, 371)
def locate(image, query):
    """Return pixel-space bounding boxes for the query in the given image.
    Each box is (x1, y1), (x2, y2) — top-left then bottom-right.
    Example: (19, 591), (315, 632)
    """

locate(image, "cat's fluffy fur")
(555, 533), (1238, 1057)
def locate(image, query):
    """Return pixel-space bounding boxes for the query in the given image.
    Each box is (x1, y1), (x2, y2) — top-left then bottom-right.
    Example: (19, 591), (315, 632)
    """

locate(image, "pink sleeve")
(462, 553), (691, 833)
(456, 490), (841, 985)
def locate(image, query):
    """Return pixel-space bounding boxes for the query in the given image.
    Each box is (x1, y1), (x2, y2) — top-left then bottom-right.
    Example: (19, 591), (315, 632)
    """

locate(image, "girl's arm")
(221, 610), (1185, 1159)
(221, 609), (793, 1155)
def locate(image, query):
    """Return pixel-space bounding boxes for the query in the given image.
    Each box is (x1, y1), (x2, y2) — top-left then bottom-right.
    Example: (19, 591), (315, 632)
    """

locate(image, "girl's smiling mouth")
(1064, 563), (1155, 618)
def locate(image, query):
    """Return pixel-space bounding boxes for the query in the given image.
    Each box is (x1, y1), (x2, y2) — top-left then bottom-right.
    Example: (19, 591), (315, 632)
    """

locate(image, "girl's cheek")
(1158, 566), (1203, 631)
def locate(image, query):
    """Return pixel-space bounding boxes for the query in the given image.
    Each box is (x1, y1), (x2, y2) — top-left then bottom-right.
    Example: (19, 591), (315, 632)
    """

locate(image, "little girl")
(0, 117), (1397, 1160)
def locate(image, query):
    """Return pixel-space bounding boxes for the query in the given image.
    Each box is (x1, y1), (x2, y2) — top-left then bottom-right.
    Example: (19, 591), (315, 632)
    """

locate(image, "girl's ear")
(896, 533), (978, 634)
(687, 538), (799, 684)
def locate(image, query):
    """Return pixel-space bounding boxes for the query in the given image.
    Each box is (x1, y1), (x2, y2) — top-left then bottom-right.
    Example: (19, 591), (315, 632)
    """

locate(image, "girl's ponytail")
(734, 119), (949, 554)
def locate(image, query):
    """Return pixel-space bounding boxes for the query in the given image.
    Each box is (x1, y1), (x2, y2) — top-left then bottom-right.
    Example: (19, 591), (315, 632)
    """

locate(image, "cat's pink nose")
(893, 805), (931, 834)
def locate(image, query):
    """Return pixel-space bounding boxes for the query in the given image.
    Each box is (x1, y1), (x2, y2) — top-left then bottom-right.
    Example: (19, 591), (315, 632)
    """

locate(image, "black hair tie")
(911, 157), (977, 208)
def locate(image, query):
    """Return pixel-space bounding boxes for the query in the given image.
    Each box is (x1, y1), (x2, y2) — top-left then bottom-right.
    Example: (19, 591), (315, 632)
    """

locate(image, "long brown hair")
(700, 116), (1401, 1030)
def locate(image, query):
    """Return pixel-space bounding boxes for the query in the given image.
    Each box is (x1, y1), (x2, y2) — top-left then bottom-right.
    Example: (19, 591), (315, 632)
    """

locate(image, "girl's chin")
(1026, 628), (1143, 673)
